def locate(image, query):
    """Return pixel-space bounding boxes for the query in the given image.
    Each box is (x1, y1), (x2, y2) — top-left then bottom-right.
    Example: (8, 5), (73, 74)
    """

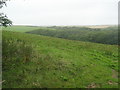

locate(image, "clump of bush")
(2, 37), (34, 71)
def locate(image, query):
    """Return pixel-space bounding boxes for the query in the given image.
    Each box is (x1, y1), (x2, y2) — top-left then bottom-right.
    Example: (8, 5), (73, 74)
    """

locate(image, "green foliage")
(0, 0), (6, 9)
(2, 34), (34, 70)
(27, 26), (118, 45)
(0, 13), (12, 27)
(2, 30), (118, 88)
(0, 0), (12, 27)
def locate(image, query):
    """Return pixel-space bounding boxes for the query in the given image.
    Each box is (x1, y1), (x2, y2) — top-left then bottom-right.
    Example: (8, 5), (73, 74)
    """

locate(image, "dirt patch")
(87, 83), (97, 88)
(108, 80), (113, 85)
(112, 69), (118, 79)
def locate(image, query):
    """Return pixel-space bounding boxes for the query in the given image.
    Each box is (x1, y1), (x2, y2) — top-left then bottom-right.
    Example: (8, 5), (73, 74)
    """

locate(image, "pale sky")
(1, 0), (119, 26)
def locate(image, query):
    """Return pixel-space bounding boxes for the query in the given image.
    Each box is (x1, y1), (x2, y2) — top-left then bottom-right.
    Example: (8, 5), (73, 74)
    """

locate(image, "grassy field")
(2, 26), (41, 32)
(2, 26), (118, 88)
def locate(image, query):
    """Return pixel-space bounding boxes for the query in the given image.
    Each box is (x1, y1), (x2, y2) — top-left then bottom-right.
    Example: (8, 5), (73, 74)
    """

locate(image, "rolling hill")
(2, 26), (118, 88)
(26, 26), (118, 45)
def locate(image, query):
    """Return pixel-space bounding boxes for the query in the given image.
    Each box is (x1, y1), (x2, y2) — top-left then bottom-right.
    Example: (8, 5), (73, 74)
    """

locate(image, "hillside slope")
(27, 26), (118, 45)
(2, 31), (118, 88)
(2, 26), (41, 32)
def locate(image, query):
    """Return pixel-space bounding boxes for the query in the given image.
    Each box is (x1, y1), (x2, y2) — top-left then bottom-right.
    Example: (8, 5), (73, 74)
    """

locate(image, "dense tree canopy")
(27, 26), (118, 45)
(0, 0), (12, 27)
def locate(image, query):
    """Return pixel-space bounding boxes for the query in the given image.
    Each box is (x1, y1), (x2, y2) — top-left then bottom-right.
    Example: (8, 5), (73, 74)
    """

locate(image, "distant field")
(2, 26), (41, 32)
(3, 30), (118, 88)
(87, 25), (115, 29)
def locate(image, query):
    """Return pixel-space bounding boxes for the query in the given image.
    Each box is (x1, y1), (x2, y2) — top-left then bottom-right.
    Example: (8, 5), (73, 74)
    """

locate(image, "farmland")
(2, 26), (118, 88)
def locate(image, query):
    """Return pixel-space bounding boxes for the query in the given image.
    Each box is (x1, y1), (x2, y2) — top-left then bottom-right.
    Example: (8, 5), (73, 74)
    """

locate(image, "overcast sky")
(1, 0), (119, 26)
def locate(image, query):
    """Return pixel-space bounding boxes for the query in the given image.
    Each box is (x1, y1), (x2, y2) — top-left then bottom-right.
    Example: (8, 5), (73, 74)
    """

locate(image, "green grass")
(2, 30), (118, 88)
(2, 25), (41, 32)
